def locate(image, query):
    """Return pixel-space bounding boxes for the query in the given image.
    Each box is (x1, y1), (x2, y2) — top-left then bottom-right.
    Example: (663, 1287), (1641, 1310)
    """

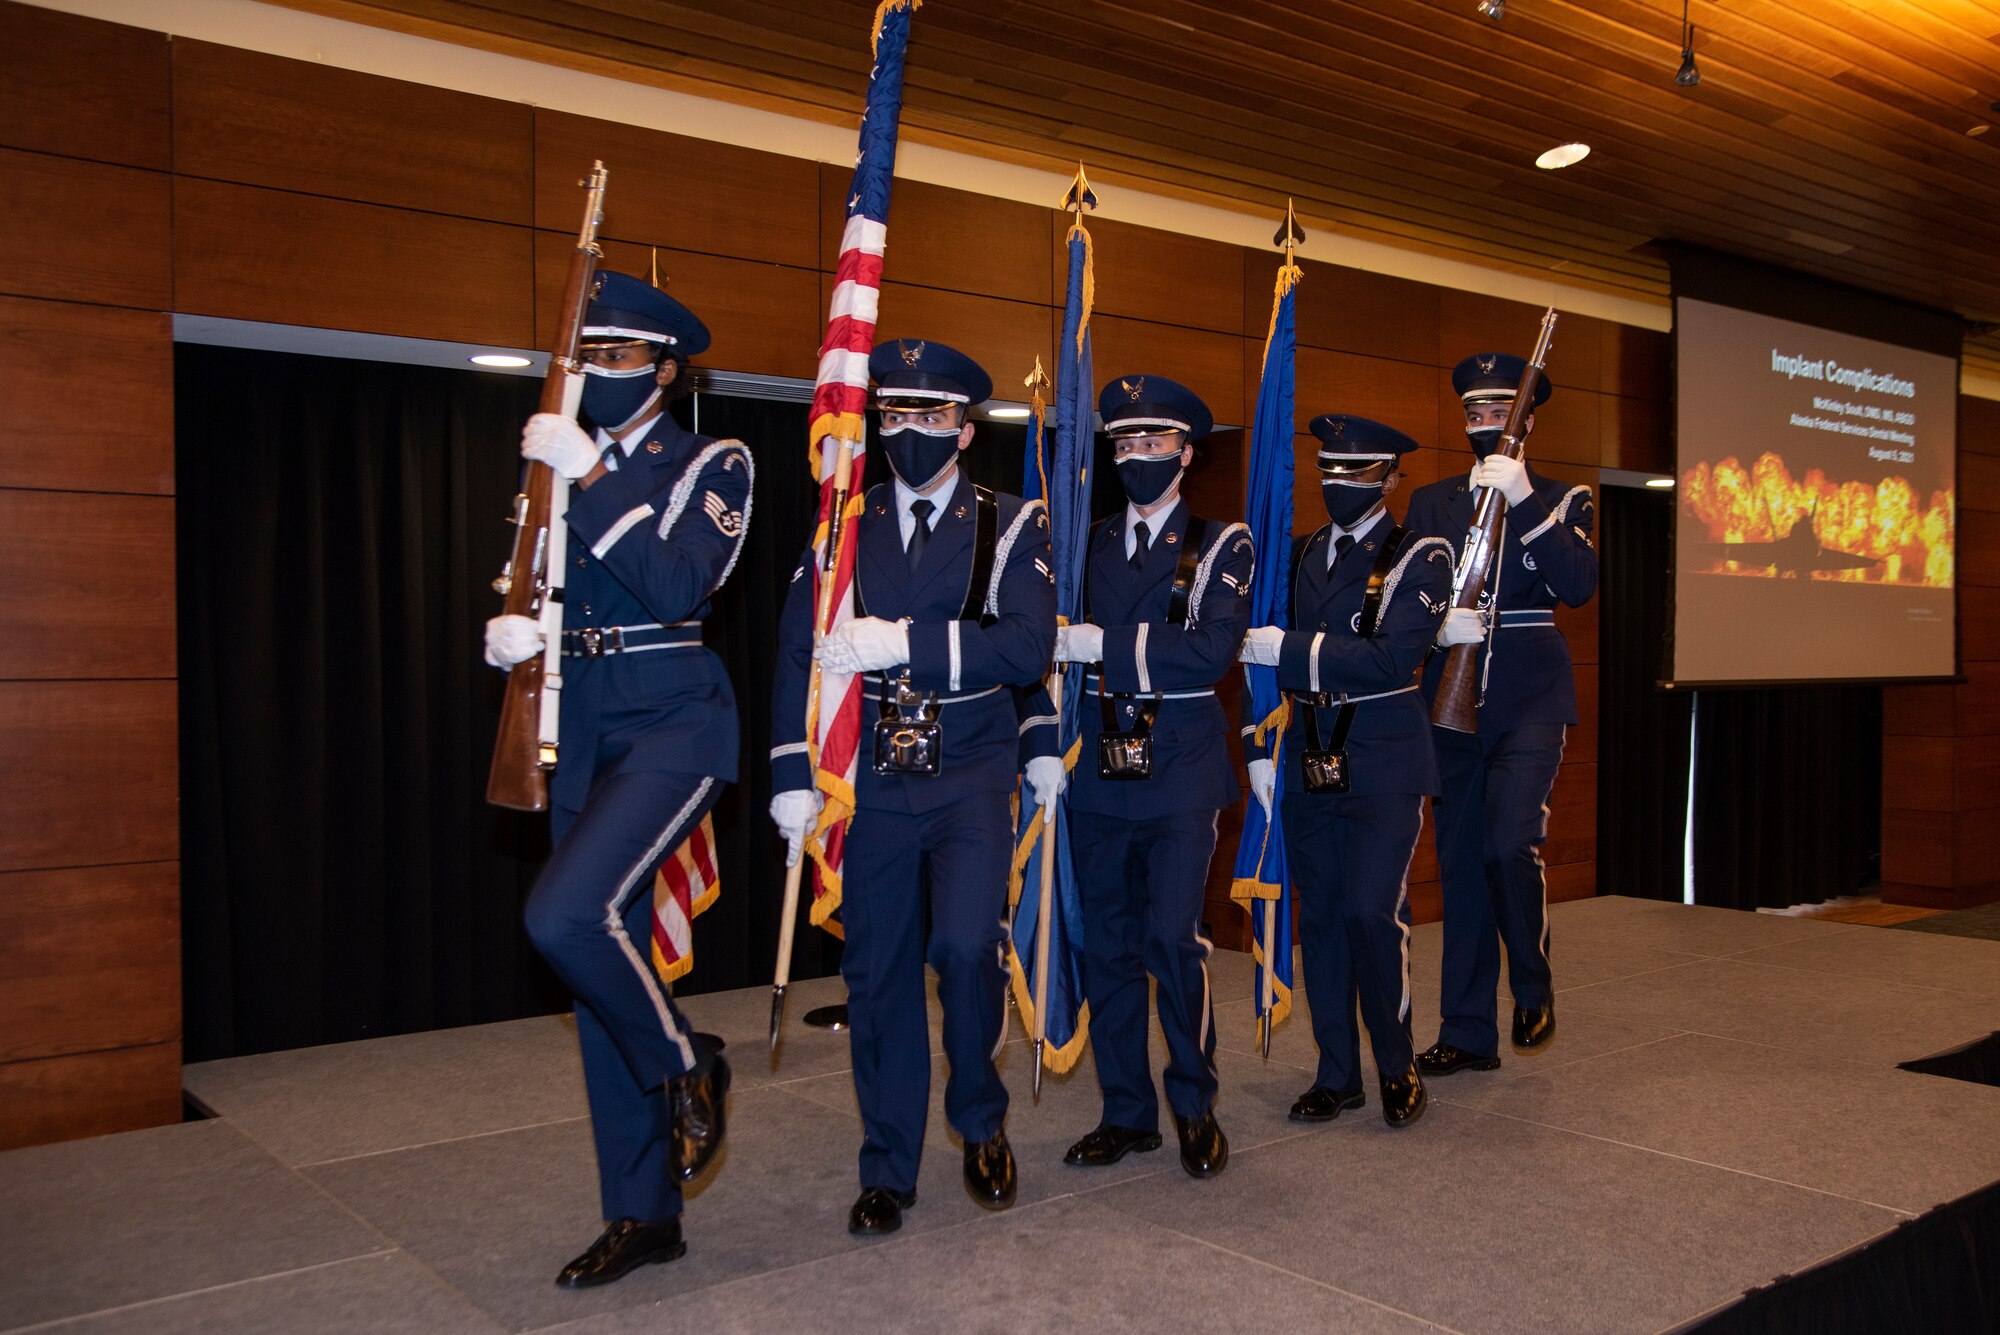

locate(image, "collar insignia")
(646, 441), (663, 453)
(953, 505), (967, 519)
(1164, 531), (1179, 544)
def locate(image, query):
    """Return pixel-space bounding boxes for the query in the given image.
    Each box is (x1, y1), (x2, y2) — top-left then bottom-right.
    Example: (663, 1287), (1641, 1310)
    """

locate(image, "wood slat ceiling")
(272, 0), (2000, 373)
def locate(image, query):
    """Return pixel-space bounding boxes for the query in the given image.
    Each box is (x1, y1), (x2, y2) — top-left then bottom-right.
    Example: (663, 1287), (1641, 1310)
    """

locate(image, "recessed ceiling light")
(1645, 477), (1676, 488)
(1535, 143), (1591, 170)
(1970, 125), (1991, 138)
(470, 353), (532, 368)
(986, 406), (1031, 419)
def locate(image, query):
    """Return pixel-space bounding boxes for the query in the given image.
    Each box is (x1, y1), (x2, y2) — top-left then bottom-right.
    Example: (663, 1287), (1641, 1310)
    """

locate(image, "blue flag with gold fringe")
(1007, 195), (1096, 1076)
(1230, 253), (1302, 1033)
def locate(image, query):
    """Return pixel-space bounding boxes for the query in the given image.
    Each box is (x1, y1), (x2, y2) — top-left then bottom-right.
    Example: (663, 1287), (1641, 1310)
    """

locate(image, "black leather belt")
(561, 623), (702, 658)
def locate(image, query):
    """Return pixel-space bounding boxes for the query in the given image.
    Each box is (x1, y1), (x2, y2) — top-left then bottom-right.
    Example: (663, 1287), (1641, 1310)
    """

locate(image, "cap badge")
(899, 339), (926, 367)
(1478, 354), (1498, 374)
(1332, 419), (1347, 438)
(1122, 376), (1145, 402)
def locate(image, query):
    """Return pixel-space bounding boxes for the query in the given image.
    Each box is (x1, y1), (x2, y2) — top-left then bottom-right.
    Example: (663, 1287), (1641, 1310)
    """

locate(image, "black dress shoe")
(1512, 1004), (1556, 1049)
(847, 1187), (917, 1236)
(1416, 1041), (1502, 1076)
(1380, 1066), (1428, 1127)
(1288, 1085), (1365, 1123)
(963, 1130), (1017, 1210)
(1064, 1123), (1163, 1166)
(670, 1042), (730, 1183)
(1172, 1111), (1228, 1179)
(554, 1217), (685, 1288)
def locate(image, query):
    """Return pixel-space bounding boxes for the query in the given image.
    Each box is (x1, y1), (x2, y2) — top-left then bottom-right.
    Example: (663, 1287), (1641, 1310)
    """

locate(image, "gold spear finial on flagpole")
(1062, 163), (1098, 215)
(1024, 356), (1052, 400)
(1275, 198), (1306, 262)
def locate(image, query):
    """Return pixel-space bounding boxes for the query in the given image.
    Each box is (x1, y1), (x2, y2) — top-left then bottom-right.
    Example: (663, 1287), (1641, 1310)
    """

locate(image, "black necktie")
(1334, 533), (1355, 570)
(906, 498), (934, 571)
(1130, 520), (1151, 571)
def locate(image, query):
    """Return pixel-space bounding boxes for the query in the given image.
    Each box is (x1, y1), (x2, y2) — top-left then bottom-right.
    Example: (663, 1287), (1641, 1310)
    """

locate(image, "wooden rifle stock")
(487, 162), (608, 811)
(1431, 308), (1558, 734)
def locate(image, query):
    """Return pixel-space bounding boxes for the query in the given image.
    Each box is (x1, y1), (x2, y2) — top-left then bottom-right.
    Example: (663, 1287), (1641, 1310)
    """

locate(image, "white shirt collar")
(893, 468), (958, 537)
(1327, 506), (1389, 569)
(593, 412), (665, 467)
(1124, 493), (1182, 558)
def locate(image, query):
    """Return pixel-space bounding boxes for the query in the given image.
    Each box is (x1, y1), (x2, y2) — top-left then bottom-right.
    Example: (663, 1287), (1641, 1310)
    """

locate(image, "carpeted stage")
(4, 895), (1999, 1334)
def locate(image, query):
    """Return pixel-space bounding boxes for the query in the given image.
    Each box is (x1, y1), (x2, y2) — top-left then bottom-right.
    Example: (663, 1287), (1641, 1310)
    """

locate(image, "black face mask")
(881, 423), (961, 491)
(1321, 480), (1385, 530)
(1467, 426), (1506, 459)
(1116, 455), (1183, 508)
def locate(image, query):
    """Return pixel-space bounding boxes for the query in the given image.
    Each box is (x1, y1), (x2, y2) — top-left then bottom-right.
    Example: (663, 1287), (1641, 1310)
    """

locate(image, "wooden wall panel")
(1281, 257), (1440, 368)
(0, 862), (178, 1064)
(1883, 679), (1954, 738)
(1961, 452), (2000, 514)
(1568, 663), (1598, 759)
(1090, 319), (1245, 427)
(823, 170), (1049, 306)
(1291, 348), (1439, 445)
(0, 148), (170, 309)
(175, 179), (532, 347)
(539, 112), (819, 269)
(0, 492), (176, 680)
(1602, 322), (1669, 404)
(1961, 395), (2000, 456)
(0, 297), (171, 495)
(538, 234), (820, 379)
(1436, 289), (1541, 372)
(0, 680), (178, 874)
(1081, 216), (1243, 334)
(0, 1042), (181, 1151)
(1959, 508), (2000, 587)
(1546, 860), (1597, 902)
(1883, 734), (1956, 813)
(1543, 763), (1597, 869)
(840, 280), (1053, 399)
(174, 41), (532, 225)
(0, 2), (168, 170)
(1604, 394), (1668, 473)
(1958, 662), (2000, 736)
(1961, 586), (2000, 664)
(1882, 806), (1952, 887)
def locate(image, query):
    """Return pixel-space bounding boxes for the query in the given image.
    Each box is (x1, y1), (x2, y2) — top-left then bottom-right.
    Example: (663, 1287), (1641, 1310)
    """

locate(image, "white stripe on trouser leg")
(1395, 797), (1421, 1023)
(604, 777), (712, 1072)
(1196, 812), (1218, 1080)
(992, 934), (1009, 1060)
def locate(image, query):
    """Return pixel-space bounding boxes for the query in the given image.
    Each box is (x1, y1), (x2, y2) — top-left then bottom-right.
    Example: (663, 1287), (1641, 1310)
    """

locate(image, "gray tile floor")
(5, 896), (1999, 1334)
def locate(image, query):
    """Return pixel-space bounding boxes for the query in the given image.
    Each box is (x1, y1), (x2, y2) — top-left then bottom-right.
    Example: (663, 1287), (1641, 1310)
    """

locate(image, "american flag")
(650, 813), (720, 984)
(802, 0), (921, 929)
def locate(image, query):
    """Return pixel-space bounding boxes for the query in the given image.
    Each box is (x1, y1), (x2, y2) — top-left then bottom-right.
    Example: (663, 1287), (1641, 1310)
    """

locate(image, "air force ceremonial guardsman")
(1054, 375), (1252, 1180)
(1409, 354), (1597, 1075)
(1238, 415), (1452, 1128)
(768, 340), (1056, 1237)
(483, 273), (748, 1288)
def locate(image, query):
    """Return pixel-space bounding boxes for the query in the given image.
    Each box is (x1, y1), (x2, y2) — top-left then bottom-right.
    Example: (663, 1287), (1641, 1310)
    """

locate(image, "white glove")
(521, 412), (600, 480)
(1437, 607), (1488, 647)
(770, 789), (823, 868)
(1238, 625), (1285, 666)
(1054, 623), (1105, 664)
(1248, 758), (1275, 819)
(816, 616), (910, 674)
(483, 613), (544, 668)
(1473, 453), (1533, 506)
(1025, 755), (1066, 816)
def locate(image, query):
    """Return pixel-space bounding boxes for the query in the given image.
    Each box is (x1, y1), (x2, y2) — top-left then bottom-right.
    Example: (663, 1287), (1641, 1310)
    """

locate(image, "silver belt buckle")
(577, 627), (624, 658)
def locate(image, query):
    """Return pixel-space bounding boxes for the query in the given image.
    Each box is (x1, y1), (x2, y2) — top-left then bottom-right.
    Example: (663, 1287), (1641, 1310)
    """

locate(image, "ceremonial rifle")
(1430, 307), (1557, 735)
(487, 162), (608, 811)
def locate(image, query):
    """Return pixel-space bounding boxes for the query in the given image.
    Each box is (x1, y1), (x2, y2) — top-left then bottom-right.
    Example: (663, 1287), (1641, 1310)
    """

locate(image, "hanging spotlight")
(1676, 0), (1700, 86)
(1477, 0), (1505, 19)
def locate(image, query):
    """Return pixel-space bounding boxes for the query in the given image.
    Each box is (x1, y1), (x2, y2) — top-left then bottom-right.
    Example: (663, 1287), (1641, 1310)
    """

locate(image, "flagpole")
(772, 434), (858, 1050)
(1030, 671), (1060, 1100)
(1259, 200), (1305, 1062)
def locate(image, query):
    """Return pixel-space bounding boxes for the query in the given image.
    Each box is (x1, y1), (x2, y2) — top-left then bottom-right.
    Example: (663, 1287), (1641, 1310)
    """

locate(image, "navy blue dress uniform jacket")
(771, 473), (1056, 809)
(1241, 512), (1456, 796)
(555, 416), (752, 811)
(1070, 509), (1253, 817)
(1404, 466), (1596, 729)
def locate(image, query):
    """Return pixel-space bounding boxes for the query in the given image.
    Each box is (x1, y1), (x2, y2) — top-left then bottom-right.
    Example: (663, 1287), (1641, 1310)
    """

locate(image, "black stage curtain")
(178, 346), (836, 1060)
(1689, 683), (1880, 911)
(1683, 1175), (2000, 1335)
(1597, 486), (1692, 901)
